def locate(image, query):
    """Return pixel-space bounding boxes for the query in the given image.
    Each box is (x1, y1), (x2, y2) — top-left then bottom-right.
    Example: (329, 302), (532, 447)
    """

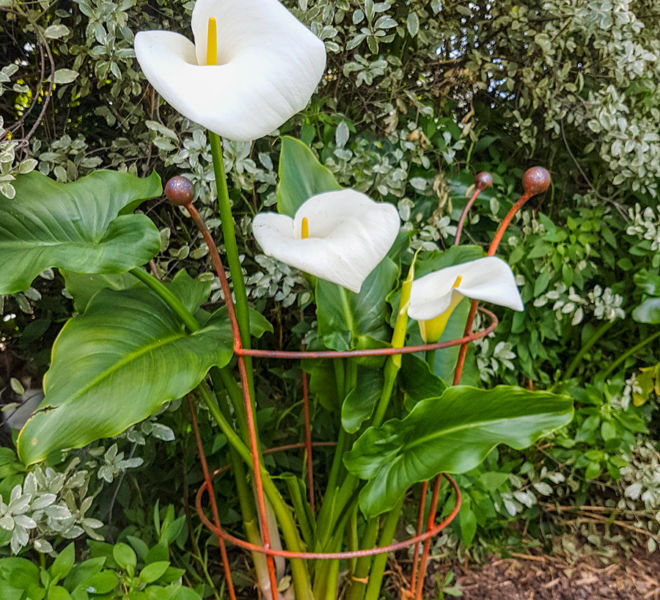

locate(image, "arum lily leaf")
(63, 272), (139, 314)
(316, 257), (398, 350)
(344, 385), (573, 517)
(341, 367), (384, 434)
(276, 136), (341, 217)
(17, 283), (234, 465)
(0, 171), (161, 295)
(399, 354), (447, 411)
(303, 359), (339, 412)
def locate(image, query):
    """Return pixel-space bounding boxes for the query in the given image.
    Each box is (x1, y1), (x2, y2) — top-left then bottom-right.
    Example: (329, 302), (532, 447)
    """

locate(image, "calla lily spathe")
(252, 190), (400, 293)
(134, 0), (326, 141)
(408, 257), (524, 342)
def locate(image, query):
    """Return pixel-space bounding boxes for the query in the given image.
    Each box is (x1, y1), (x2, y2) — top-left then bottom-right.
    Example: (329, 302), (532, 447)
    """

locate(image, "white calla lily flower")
(408, 256), (524, 342)
(252, 190), (400, 293)
(134, 0), (326, 141)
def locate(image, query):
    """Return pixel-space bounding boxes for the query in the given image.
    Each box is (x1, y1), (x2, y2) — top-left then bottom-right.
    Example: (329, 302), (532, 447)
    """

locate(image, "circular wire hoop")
(195, 442), (461, 560)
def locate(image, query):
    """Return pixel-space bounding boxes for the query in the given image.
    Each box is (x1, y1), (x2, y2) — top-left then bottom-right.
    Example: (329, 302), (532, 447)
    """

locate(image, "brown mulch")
(439, 550), (660, 600)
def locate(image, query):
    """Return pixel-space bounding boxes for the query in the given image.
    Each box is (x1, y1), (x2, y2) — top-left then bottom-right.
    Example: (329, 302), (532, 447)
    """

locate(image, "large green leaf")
(17, 277), (235, 465)
(316, 257), (399, 350)
(344, 386), (573, 517)
(62, 271), (140, 313)
(0, 170), (161, 294)
(276, 136), (341, 217)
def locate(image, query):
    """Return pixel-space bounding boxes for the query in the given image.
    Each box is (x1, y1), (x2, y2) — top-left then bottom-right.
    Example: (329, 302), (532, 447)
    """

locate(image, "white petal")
(408, 256), (523, 321)
(135, 0), (326, 141)
(252, 190), (400, 293)
(457, 257), (524, 311)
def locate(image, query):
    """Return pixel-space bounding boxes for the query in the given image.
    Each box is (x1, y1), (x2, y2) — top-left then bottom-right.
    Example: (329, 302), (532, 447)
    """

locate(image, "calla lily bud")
(475, 171), (493, 189)
(522, 167), (551, 196)
(165, 176), (195, 206)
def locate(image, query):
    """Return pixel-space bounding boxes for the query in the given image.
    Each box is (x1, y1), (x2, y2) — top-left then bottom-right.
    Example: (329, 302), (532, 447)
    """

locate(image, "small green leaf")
(50, 543), (75, 581)
(276, 137), (341, 217)
(459, 504), (477, 547)
(139, 561), (170, 584)
(47, 586), (71, 600)
(86, 571), (119, 594)
(63, 557), (105, 591)
(113, 543), (136, 574)
(53, 69), (78, 84)
(406, 11), (419, 37)
(44, 25), (70, 39)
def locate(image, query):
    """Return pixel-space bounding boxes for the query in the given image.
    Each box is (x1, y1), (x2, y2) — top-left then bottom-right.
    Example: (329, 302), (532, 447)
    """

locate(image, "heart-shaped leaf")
(0, 170), (161, 294)
(276, 136), (341, 217)
(344, 385), (573, 517)
(17, 274), (235, 465)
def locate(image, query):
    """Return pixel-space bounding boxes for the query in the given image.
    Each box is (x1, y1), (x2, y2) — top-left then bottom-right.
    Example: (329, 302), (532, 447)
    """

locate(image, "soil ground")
(422, 550), (660, 600)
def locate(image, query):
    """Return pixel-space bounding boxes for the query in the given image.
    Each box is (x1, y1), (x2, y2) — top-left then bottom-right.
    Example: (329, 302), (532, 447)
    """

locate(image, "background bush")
(0, 0), (658, 579)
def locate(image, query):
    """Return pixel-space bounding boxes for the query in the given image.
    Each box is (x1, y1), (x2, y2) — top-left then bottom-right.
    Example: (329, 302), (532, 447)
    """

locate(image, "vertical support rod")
(188, 397), (238, 600)
(408, 480), (428, 594)
(413, 475), (442, 600)
(185, 202), (280, 600)
(453, 191), (532, 385)
(302, 370), (315, 513)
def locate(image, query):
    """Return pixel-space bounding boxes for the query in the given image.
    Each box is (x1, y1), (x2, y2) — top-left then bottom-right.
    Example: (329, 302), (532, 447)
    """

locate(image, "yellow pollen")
(452, 275), (462, 289)
(206, 17), (218, 66)
(301, 217), (309, 239)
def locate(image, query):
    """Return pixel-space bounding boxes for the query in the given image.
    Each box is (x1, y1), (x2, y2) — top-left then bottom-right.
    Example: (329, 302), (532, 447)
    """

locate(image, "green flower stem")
(363, 495), (406, 600)
(314, 359), (356, 585)
(562, 320), (616, 381)
(208, 132), (252, 363)
(370, 359), (399, 428)
(198, 383), (313, 599)
(602, 329), (660, 379)
(345, 517), (380, 600)
(339, 286), (357, 335)
(210, 367), (250, 443)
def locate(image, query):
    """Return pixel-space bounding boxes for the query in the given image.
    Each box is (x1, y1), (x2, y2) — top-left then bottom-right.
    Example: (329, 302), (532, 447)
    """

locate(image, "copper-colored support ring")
(195, 442), (461, 560)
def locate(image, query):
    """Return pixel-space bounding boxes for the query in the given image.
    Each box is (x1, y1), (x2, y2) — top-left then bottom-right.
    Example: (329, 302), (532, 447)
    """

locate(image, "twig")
(559, 117), (628, 221)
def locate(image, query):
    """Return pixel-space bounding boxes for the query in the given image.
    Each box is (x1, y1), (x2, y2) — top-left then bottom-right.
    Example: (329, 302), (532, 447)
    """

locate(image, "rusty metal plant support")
(169, 167), (550, 599)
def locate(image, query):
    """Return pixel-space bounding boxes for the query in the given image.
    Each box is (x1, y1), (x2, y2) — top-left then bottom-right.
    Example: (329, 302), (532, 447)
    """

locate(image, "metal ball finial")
(165, 176), (195, 206)
(522, 167), (550, 196)
(475, 172), (493, 190)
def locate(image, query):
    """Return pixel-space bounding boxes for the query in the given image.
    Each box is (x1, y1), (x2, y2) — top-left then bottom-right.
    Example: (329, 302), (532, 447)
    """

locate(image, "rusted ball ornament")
(522, 166), (551, 196)
(475, 171), (493, 189)
(164, 175), (195, 206)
